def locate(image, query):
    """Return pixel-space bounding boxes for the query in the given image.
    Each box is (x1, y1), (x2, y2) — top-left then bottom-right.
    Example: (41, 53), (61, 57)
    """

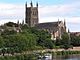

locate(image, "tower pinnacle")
(36, 2), (38, 7)
(64, 19), (66, 26)
(68, 29), (70, 33)
(30, 1), (33, 7)
(58, 18), (59, 25)
(26, 2), (27, 7)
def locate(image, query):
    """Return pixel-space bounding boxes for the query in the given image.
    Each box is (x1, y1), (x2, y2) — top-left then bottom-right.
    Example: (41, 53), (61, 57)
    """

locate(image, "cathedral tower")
(64, 19), (66, 32)
(25, 1), (39, 27)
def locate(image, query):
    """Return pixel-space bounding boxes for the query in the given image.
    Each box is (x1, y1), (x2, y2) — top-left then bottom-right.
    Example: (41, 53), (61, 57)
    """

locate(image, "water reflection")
(38, 53), (80, 60)
(52, 55), (80, 60)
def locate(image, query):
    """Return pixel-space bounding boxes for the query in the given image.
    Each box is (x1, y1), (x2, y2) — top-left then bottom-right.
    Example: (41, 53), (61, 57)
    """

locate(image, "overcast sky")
(0, 0), (80, 32)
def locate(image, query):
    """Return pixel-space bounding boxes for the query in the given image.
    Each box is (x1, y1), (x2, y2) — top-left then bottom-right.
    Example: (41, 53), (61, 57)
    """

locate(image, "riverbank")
(0, 47), (80, 57)
(0, 47), (80, 60)
(0, 50), (80, 60)
(29, 47), (80, 54)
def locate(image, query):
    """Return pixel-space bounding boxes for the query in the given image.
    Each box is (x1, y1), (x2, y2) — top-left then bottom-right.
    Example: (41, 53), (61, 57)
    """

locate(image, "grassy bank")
(0, 50), (80, 60)
(0, 54), (37, 60)
(50, 50), (80, 56)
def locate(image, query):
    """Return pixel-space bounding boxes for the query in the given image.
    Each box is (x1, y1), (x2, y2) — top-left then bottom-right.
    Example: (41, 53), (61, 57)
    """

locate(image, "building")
(25, 2), (67, 40)
(25, 1), (38, 27)
(70, 32), (80, 36)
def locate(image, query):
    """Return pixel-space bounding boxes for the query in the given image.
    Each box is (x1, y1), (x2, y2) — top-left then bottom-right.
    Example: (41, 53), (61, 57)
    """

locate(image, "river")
(38, 54), (80, 60)
(52, 55), (80, 60)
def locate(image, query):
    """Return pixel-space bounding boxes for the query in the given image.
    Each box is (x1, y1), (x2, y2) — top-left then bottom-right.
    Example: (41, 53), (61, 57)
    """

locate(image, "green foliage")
(52, 51), (80, 56)
(1, 29), (16, 37)
(0, 36), (4, 48)
(55, 32), (71, 49)
(71, 35), (80, 46)
(56, 32), (80, 49)
(61, 32), (69, 40)
(0, 23), (54, 55)
(5, 22), (18, 27)
(0, 54), (37, 60)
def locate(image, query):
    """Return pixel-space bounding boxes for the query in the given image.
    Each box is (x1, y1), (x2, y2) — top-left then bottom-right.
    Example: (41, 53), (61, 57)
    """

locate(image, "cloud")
(0, 1), (80, 31)
(0, 3), (25, 20)
(38, 1), (80, 32)
(39, 5), (73, 17)
(39, 2), (80, 17)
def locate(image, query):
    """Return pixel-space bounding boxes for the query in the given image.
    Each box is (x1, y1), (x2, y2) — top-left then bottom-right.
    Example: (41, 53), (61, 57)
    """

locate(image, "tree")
(0, 36), (4, 48)
(5, 22), (18, 27)
(71, 35), (80, 46)
(61, 32), (70, 49)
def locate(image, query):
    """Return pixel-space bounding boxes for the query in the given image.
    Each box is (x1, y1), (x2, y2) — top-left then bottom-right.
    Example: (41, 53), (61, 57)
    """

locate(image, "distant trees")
(56, 32), (80, 49)
(70, 35), (80, 46)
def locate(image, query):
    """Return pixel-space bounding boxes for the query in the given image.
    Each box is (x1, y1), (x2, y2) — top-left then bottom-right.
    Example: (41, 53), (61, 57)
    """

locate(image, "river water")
(38, 54), (80, 60)
(52, 55), (80, 60)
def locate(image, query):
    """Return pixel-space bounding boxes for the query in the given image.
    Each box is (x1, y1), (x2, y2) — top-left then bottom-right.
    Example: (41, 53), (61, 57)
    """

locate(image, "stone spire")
(26, 1), (27, 7)
(68, 29), (70, 33)
(22, 20), (24, 25)
(58, 18), (59, 26)
(36, 2), (38, 7)
(30, 1), (33, 7)
(68, 28), (71, 45)
(64, 19), (66, 26)
(17, 20), (19, 25)
(64, 19), (66, 32)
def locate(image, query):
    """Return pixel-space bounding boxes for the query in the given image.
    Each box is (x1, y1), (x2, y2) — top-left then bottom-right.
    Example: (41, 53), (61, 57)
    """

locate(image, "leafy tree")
(5, 22), (18, 27)
(61, 32), (70, 49)
(71, 35), (80, 46)
(0, 36), (4, 48)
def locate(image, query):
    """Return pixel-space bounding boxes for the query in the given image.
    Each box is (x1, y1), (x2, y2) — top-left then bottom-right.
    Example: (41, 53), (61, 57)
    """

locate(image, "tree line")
(0, 22), (80, 56)
(0, 24), (54, 55)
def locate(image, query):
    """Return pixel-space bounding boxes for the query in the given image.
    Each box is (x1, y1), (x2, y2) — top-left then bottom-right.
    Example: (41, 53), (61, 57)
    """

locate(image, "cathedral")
(25, 1), (67, 40)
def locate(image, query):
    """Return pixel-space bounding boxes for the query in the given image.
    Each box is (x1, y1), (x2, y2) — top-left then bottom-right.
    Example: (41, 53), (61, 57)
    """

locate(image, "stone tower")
(25, 1), (39, 27)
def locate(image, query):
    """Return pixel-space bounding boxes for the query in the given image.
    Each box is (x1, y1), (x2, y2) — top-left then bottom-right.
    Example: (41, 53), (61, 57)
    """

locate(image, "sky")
(0, 0), (80, 32)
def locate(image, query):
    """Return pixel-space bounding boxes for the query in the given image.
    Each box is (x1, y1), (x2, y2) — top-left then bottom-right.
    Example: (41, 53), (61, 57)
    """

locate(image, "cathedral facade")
(25, 2), (67, 40)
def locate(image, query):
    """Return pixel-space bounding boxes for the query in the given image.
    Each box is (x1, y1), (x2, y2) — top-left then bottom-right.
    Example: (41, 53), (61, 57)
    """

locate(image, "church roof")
(35, 21), (62, 32)
(36, 21), (61, 28)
